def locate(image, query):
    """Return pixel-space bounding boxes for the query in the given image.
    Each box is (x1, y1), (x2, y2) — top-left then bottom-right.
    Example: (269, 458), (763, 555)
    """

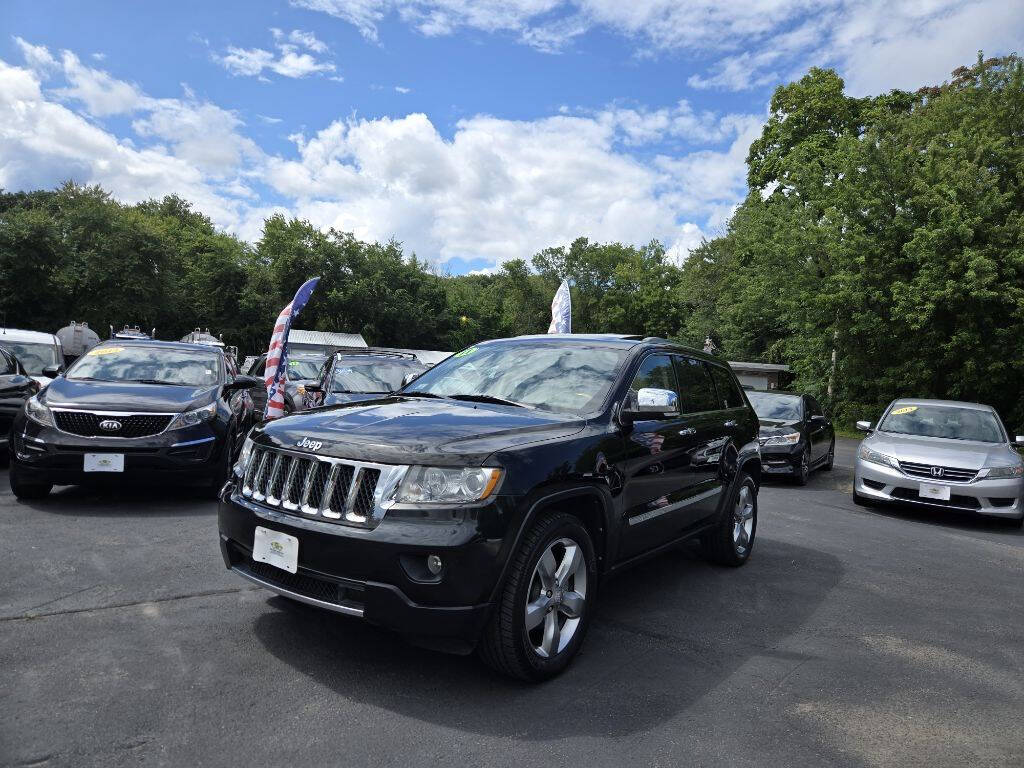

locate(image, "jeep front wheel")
(479, 513), (596, 682)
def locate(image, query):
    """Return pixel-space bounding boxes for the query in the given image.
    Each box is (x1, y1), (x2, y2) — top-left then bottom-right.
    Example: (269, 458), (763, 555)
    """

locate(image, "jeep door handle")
(723, 420), (737, 427)
(678, 427), (696, 436)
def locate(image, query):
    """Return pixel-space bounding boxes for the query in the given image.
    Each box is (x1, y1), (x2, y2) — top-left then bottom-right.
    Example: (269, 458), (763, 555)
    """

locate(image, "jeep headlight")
(25, 394), (55, 428)
(167, 402), (217, 431)
(858, 444), (899, 469)
(762, 431), (800, 446)
(233, 435), (255, 477)
(984, 464), (1024, 479)
(395, 466), (502, 504)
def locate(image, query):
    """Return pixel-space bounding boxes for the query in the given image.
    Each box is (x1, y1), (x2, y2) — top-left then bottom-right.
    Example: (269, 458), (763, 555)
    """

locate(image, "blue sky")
(1, 1), (1021, 273)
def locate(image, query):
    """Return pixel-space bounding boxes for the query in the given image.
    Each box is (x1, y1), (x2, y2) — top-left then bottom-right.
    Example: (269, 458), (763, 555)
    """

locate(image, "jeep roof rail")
(332, 347), (419, 360)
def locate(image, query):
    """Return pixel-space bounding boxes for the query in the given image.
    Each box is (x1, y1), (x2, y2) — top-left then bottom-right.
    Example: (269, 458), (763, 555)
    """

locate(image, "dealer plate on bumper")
(919, 482), (951, 501)
(253, 526), (299, 574)
(84, 453), (124, 472)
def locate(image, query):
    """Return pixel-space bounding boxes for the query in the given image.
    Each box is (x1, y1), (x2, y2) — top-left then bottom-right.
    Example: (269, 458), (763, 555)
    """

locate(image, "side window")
(0, 349), (13, 375)
(629, 354), (678, 397)
(807, 396), (824, 417)
(708, 364), (744, 409)
(673, 356), (720, 413)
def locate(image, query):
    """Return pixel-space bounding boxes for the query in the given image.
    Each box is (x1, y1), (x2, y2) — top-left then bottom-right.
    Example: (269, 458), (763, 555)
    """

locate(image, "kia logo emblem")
(930, 466), (944, 478)
(99, 419), (122, 431)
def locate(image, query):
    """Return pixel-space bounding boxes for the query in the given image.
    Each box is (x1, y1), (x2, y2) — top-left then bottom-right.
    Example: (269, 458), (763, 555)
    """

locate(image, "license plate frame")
(918, 482), (951, 501)
(253, 526), (299, 574)
(84, 453), (125, 472)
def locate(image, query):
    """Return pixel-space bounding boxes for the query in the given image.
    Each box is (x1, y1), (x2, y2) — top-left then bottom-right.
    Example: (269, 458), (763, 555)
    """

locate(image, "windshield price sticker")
(890, 406), (918, 415)
(87, 347), (124, 356)
(454, 347), (477, 358)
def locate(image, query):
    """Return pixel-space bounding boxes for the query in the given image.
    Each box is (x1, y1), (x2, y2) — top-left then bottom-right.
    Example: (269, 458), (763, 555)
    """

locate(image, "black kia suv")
(218, 335), (761, 680)
(748, 390), (835, 485)
(8, 340), (261, 499)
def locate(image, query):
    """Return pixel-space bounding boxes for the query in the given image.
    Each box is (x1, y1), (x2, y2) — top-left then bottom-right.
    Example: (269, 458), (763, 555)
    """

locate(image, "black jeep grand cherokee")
(219, 335), (761, 680)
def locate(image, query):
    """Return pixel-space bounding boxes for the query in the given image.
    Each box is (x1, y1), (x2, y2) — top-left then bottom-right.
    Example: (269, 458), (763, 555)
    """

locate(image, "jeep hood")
(258, 395), (585, 465)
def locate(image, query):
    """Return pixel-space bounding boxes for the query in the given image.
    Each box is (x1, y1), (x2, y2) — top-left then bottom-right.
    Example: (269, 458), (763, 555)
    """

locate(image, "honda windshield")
(747, 392), (803, 421)
(878, 404), (1005, 443)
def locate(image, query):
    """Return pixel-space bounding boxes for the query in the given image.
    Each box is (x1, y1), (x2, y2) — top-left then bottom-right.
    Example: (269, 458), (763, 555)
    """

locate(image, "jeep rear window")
(403, 342), (628, 416)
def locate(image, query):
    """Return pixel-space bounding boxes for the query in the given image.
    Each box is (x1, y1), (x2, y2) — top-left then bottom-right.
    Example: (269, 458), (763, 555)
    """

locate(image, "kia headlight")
(25, 394), (55, 428)
(233, 435), (255, 477)
(395, 466), (502, 504)
(983, 464), (1024, 480)
(167, 402), (217, 431)
(858, 444), (899, 469)
(762, 431), (800, 446)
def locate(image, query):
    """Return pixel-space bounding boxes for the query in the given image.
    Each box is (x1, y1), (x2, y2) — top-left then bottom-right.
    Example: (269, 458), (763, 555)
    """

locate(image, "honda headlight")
(25, 394), (55, 428)
(858, 444), (899, 469)
(395, 466), (502, 504)
(762, 431), (800, 446)
(167, 402), (217, 431)
(233, 435), (255, 477)
(983, 464), (1024, 480)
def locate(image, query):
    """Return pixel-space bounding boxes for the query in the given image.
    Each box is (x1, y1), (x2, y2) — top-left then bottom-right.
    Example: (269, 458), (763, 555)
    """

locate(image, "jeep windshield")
(878, 404), (1005, 442)
(402, 342), (628, 416)
(66, 345), (221, 387)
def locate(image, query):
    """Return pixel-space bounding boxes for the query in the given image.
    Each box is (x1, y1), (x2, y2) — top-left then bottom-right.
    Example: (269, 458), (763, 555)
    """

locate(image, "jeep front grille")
(240, 445), (404, 528)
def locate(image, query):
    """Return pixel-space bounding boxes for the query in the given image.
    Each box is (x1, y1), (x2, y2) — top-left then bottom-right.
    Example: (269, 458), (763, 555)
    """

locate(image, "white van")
(0, 328), (64, 386)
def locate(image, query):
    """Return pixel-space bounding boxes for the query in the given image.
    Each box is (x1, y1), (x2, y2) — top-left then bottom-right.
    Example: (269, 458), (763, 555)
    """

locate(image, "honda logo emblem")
(930, 466), (944, 478)
(98, 419), (122, 431)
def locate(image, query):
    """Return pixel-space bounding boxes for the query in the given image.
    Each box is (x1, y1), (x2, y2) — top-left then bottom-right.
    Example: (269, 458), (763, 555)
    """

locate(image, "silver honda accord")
(853, 399), (1024, 525)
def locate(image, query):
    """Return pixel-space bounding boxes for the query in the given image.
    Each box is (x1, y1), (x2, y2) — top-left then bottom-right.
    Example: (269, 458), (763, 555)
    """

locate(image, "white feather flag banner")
(547, 280), (572, 334)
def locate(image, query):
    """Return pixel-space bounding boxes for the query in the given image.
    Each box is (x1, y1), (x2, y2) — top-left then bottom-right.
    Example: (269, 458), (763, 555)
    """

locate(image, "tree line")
(1, 55), (1021, 428)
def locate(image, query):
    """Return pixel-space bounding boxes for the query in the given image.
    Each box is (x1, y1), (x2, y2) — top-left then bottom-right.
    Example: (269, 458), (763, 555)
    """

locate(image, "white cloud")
(394, 85), (411, 93)
(291, 0), (1022, 94)
(1, 41), (762, 266)
(13, 36), (58, 74)
(216, 28), (337, 79)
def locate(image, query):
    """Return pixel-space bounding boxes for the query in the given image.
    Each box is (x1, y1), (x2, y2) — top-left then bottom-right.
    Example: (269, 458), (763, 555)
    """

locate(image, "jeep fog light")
(427, 555), (443, 575)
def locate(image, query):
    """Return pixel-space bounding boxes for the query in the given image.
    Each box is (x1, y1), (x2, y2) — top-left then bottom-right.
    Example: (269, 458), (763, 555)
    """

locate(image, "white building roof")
(728, 360), (790, 373)
(289, 330), (368, 348)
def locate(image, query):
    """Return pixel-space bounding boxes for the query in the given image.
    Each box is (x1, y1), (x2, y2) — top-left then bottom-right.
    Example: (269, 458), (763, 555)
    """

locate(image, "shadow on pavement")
(856, 497), (1023, 536)
(0, 469), (218, 517)
(252, 538), (842, 740)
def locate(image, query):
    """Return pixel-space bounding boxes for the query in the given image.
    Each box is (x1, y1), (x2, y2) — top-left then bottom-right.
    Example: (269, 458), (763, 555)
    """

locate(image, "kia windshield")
(402, 342), (628, 416)
(67, 345), (221, 387)
(878, 404), (1005, 442)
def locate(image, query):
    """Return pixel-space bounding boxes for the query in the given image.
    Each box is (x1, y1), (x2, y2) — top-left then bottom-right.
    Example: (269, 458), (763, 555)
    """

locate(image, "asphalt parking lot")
(2, 437), (1022, 768)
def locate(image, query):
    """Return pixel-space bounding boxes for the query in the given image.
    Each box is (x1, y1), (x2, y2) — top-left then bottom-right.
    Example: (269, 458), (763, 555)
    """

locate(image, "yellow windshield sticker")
(453, 347), (477, 358)
(88, 347), (124, 356)
(890, 406), (917, 415)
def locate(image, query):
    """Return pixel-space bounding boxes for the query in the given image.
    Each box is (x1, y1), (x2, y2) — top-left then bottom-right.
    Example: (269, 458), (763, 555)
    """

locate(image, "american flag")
(264, 277), (320, 420)
(547, 279), (572, 334)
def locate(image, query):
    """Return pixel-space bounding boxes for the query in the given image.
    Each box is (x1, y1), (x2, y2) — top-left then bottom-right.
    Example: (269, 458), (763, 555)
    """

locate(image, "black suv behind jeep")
(218, 335), (761, 680)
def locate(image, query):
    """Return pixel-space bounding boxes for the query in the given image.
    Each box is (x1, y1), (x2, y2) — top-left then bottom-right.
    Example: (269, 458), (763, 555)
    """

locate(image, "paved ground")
(2, 437), (1022, 768)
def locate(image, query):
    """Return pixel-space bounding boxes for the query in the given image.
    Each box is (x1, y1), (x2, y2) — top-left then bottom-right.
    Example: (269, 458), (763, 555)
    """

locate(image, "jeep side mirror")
(620, 388), (680, 425)
(42, 364), (62, 379)
(856, 420), (873, 432)
(401, 372), (420, 387)
(304, 382), (322, 393)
